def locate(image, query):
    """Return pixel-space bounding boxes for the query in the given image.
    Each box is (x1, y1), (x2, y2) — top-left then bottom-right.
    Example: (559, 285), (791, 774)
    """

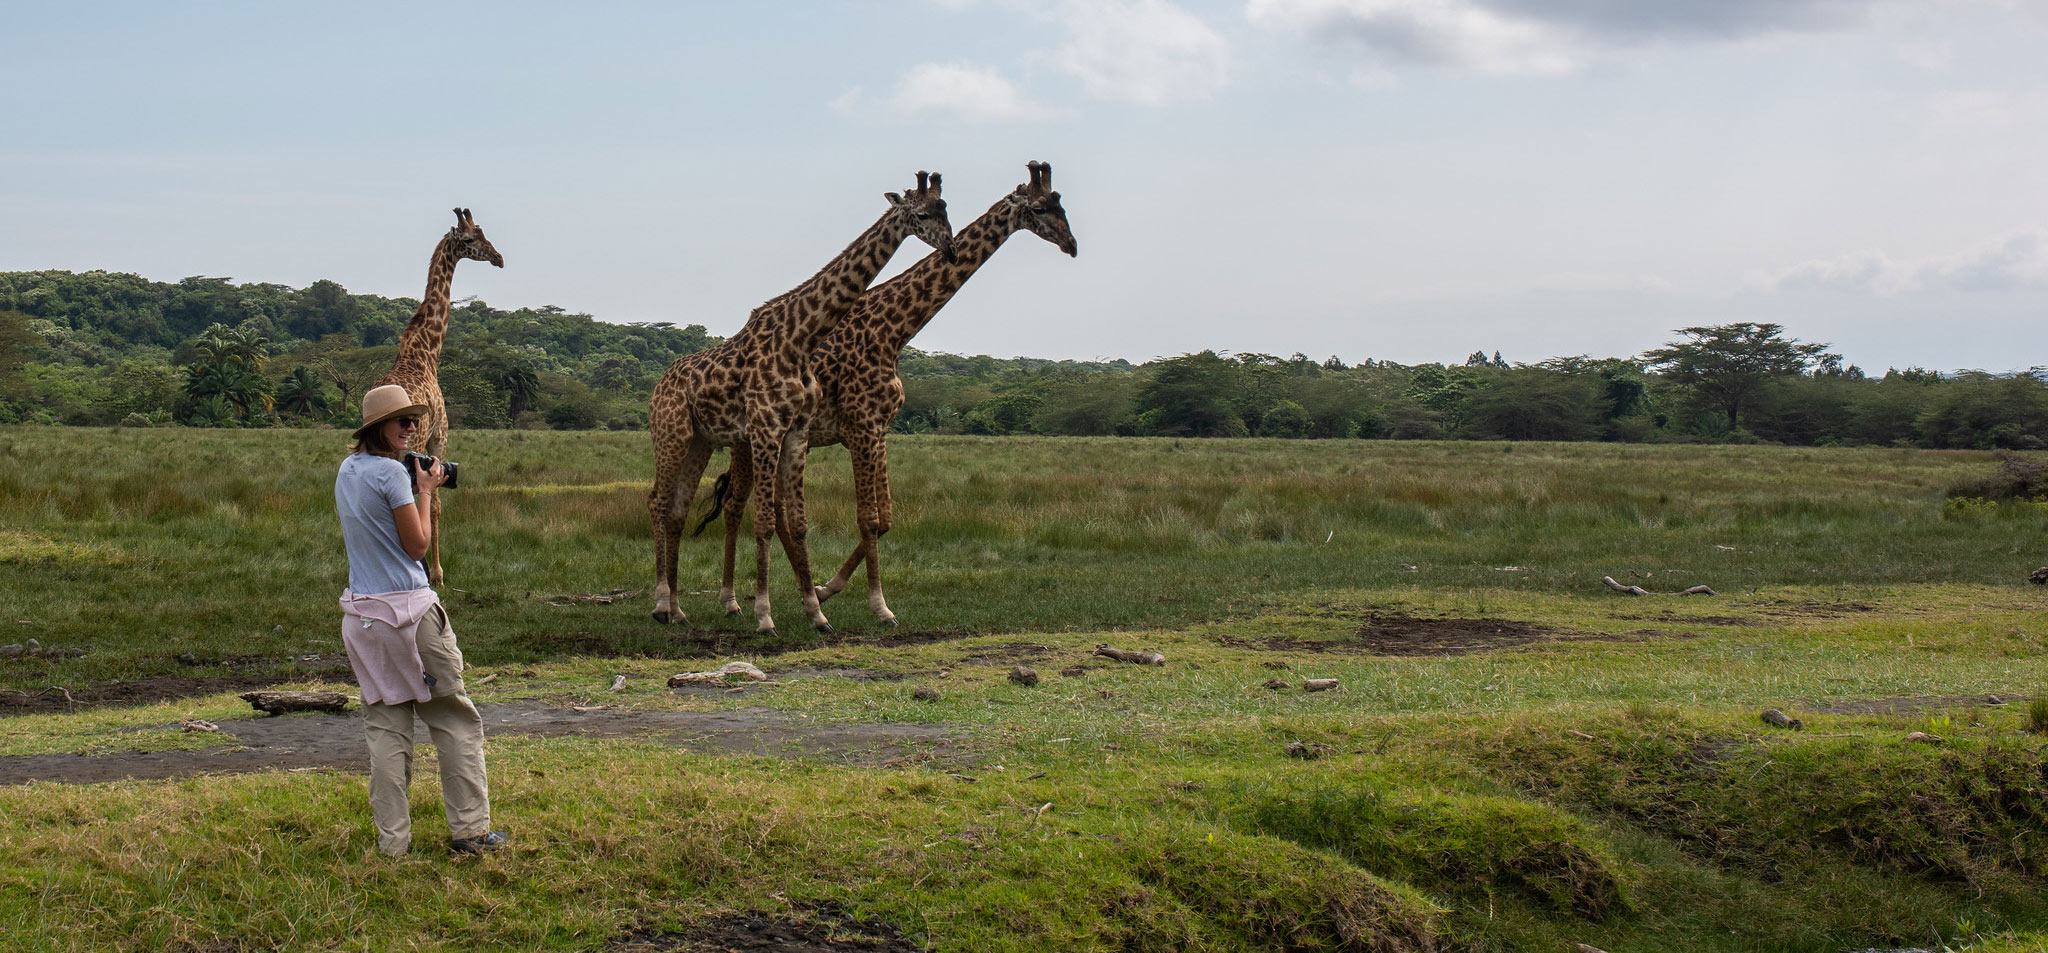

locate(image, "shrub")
(1947, 453), (2048, 502)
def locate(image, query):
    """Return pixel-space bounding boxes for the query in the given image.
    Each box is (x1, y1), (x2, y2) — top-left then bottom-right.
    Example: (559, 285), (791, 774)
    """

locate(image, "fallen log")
(1094, 644), (1165, 666)
(667, 661), (769, 687)
(1302, 678), (1340, 692)
(1604, 575), (1719, 597)
(1600, 576), (1650, 597)
(239, 690), (350, 716)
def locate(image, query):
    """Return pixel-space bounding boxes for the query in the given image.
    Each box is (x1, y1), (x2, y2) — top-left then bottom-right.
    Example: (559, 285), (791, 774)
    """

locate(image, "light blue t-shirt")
(335, 453), (431, 595)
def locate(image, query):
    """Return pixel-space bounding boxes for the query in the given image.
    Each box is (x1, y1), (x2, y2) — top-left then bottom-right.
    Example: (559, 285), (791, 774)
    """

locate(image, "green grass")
(2, 427), (2048, 951)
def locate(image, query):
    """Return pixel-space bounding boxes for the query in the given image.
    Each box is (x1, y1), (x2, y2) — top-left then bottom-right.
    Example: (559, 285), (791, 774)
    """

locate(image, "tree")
(1133, 351), (1247, 437)
(276, 365), (332, 418)
(1258, 399), (1311, 438)
(1642, 322), (1831, 432)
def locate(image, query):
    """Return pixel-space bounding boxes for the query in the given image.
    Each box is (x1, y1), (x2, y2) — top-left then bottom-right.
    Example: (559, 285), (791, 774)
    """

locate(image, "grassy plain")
(2, 427), (2047, 952)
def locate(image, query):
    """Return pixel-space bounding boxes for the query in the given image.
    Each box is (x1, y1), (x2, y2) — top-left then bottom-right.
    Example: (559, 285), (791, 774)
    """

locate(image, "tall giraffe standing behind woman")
(700, 161), (1077, 626)
(648, 172), (953, 635)
(374, 208), (503, 584)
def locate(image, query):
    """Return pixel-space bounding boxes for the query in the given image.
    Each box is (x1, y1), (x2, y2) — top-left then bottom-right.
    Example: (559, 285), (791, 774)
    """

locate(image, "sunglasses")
(394, 416), (421, 430)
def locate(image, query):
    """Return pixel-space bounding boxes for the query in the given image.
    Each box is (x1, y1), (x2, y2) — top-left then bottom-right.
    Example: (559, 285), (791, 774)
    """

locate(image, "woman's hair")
(350, 423), (401, 458)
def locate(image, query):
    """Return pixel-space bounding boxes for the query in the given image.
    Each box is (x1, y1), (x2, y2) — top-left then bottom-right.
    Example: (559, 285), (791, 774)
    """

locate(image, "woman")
(336, 383), (506, 856)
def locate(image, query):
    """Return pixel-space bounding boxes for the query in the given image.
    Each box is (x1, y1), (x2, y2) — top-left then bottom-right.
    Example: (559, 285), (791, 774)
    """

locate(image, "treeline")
(2, 269), (2044, 450)
(0, 270), (712, 430)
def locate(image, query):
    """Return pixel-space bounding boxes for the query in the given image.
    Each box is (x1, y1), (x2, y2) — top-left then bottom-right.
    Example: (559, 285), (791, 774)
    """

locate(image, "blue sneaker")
(449, 831), (510, 854)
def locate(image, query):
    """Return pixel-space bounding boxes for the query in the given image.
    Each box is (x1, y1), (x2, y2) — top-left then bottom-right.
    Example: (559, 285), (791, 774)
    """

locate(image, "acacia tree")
(1643, 322), (1831, 432)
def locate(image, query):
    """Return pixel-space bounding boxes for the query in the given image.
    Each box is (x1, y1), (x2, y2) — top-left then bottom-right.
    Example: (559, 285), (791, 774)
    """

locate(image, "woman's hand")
(415, 456), (449, 493)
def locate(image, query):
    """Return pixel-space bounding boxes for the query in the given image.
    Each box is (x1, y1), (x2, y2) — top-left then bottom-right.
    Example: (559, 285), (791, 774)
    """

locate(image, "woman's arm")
(392, 458), (447, 560)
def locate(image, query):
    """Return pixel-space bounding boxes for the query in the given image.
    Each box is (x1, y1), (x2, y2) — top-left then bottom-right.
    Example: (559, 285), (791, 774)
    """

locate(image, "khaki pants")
(361, 605), (490, 854)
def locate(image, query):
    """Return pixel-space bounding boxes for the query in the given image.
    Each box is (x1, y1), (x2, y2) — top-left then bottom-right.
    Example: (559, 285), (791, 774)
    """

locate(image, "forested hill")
(1, 268), (2044, 450)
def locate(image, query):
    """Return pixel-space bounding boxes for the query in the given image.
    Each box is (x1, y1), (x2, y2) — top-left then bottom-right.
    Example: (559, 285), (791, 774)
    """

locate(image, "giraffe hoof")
(652, 611), (674, 625)
(880, 617), (899, 628)
(814, 622), (834, 635)
(725, 608), (741, 618)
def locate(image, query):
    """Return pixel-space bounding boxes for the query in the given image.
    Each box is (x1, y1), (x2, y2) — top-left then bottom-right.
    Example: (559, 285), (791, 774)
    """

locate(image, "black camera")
(404, 452), (460, 489)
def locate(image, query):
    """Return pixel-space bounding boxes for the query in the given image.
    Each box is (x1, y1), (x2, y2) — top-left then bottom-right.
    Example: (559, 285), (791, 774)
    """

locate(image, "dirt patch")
(1810, 694), (2024, 716)
(0, 674), (321, 716)
(1213, 612), (1696, 658)
(1611, 612), (1760, 627)
(952, 642), (1055, 666)
(769, 667), (908, 683)
(1735, 599), (1883, 620)
(630, 627), (980, 661)
(608, 906), (918, 952)
(0, 700), (954, 785)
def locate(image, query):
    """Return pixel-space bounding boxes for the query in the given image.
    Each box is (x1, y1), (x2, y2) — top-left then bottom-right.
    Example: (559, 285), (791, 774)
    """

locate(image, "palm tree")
(499, 360), (540, 420)
(277, 366), (330, 418)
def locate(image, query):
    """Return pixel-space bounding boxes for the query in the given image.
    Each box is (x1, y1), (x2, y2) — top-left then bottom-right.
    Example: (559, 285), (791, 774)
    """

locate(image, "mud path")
(0, 701), (953, 785)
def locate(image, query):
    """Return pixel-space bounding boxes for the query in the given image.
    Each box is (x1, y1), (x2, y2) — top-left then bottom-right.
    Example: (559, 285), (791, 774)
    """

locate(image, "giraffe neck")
(392, 235), (459, 379)
(858, 199), (1019, 358)
(737, 211), (910, 358)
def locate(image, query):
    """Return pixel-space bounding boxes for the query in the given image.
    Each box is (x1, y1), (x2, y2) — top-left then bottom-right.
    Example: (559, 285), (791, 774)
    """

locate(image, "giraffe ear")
(884, 191), (905, 207)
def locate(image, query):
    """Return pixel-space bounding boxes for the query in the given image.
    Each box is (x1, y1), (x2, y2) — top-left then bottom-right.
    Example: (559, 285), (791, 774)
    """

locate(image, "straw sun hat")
(352, 384), (428, 442)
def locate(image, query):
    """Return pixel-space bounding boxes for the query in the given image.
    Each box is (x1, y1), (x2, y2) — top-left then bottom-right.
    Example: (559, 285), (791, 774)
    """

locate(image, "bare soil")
(951, 642), (1056, 666)
(1213, 611), (1684, 657)
(0, 700), (953, 786)
(1611, 612), (1760, 627)
(608, 906), (918, 952)
(0, 675), (311, 716)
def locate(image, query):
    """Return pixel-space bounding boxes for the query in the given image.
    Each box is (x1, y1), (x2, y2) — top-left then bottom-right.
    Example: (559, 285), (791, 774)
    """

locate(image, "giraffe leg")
(815, 431), (873, 605)
(774, 427), (831, 634)
(718, 449), (752, 617)
(649, 430), (712, 625)
(819, 430), (893, 625)
(746, 434), (784, 635)
(426, 490), (445, 586)
(817, 542), (867, 605)
(862, 434), (898, 627)
(425, 432), (447, 585)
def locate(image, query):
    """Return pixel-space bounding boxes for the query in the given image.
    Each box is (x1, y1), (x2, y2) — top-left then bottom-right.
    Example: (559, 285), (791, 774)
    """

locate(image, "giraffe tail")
(691, 470), (732, 537)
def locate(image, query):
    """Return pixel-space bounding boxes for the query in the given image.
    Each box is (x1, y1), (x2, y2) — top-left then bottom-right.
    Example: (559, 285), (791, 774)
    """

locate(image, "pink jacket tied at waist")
(340, 588), (441, 706)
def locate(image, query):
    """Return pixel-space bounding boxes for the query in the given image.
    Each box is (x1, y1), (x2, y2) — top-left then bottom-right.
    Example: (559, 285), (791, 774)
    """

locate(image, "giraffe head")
(885, 171), (955, 261)
(445, 208), (505, 268)
(1005, 161), (1077, 257)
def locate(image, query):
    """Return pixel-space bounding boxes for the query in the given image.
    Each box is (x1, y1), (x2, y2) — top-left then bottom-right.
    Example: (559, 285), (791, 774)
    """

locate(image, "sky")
(4, 0), (2046, 373)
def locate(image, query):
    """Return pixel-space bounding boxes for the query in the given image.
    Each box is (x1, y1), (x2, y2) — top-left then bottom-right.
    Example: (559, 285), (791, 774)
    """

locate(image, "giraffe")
(374, 207), (503, 585)
(700, 161), (1077, 626)
(648, 171), (953, 635)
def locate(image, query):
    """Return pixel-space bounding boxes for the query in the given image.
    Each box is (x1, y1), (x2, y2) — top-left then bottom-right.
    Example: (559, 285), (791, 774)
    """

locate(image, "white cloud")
(1043, 0), (1234, 104)
(1759, 230), (2048, 295)
(1918, 88), (2048, 130)
(1245, 0), (1881, 75)
(886, 61), (1054, 121)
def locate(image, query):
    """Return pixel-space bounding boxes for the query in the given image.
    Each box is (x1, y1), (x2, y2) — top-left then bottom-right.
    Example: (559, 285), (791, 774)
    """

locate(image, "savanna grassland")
(3, 427), (2048, 953)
